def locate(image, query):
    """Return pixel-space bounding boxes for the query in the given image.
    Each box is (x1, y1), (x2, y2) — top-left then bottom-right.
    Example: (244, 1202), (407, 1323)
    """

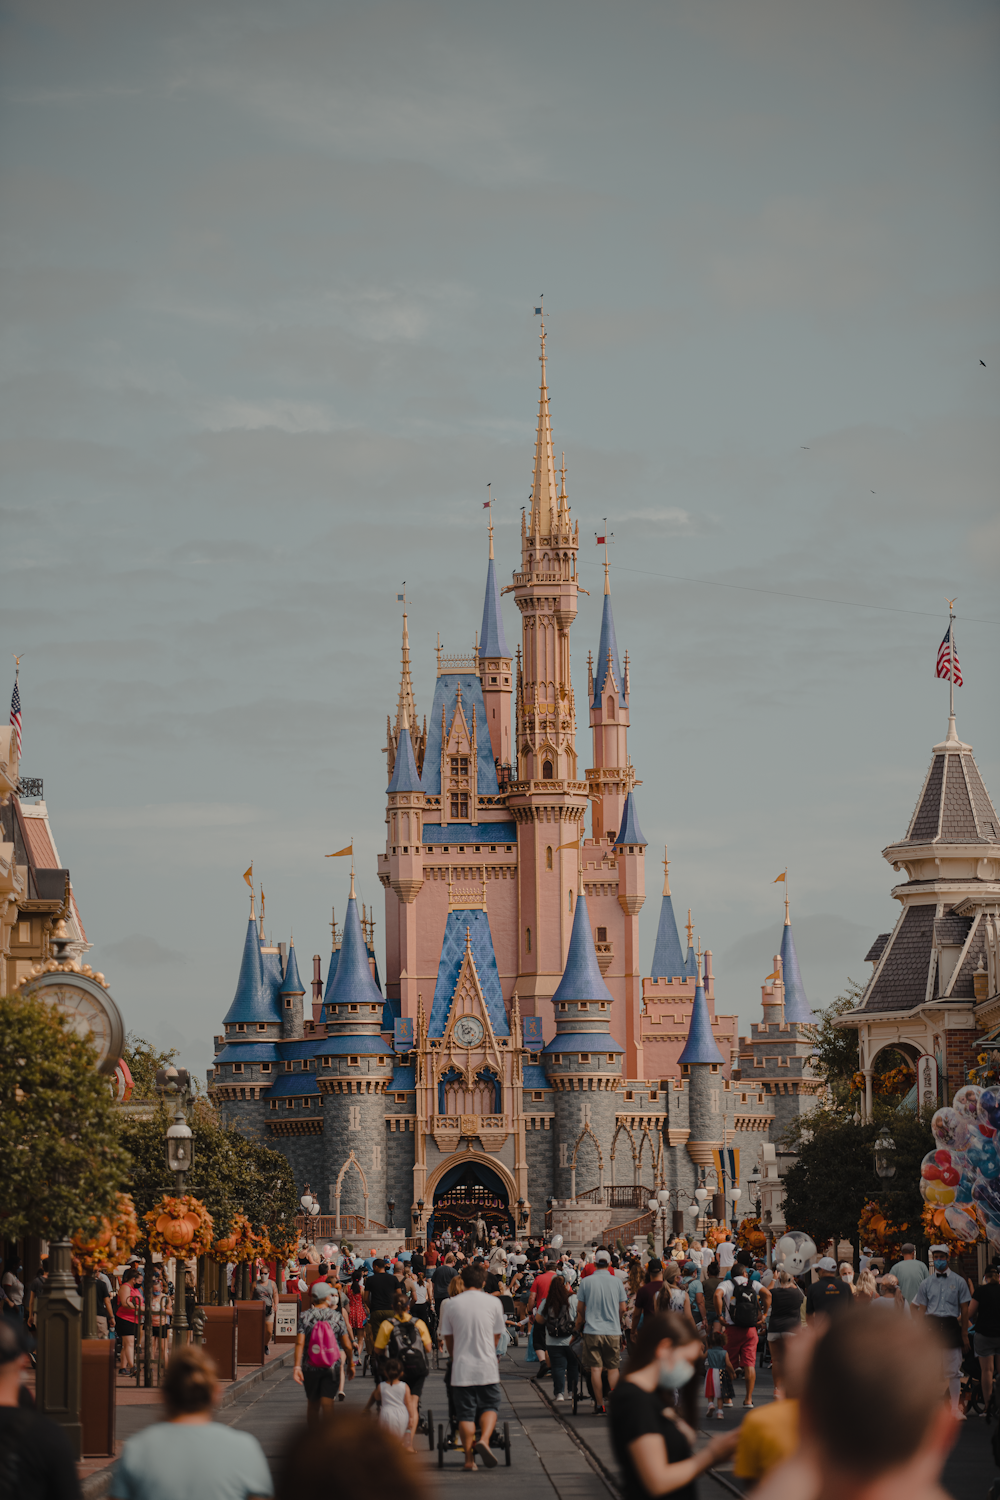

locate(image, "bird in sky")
(982, 359), (987, 366)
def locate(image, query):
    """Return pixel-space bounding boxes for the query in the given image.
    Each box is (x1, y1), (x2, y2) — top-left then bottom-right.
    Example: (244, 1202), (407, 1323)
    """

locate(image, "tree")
(121, 1031), (178, 1101)
(806, 979), (917, 1112)
(116, 1098), (298, 1244)
(0, 993), (130, 1239)
(781, 1102), (933, 1254)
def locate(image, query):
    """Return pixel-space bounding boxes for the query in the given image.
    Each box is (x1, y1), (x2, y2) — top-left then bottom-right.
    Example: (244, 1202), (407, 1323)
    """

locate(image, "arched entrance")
(429, 1158), (513, 1241)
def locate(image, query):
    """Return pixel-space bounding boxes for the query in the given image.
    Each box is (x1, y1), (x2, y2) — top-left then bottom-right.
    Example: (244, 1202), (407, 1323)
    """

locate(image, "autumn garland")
(143, 1194), (214, 1258)
(208, 1210), (258, 1265)
(72, 1193), (141, 1273)
(857, 1199), (909, 1259)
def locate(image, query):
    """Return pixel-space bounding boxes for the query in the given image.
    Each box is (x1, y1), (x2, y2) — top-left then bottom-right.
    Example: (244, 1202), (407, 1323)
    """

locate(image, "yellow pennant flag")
(556, 835), (580, 851)
(763, 970), (781, 985)
(326, 844), (353, 858)
(243, 865), (253, 889)
(773, 871), (786, 883)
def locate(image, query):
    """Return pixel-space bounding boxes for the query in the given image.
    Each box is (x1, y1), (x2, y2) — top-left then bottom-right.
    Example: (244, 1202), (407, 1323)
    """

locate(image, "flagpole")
(949, 609), (956, 720)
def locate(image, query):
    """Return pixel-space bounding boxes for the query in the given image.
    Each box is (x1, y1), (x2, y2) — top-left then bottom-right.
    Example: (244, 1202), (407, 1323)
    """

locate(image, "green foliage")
(782, 1102), (934, 1251)
(116, 1099), (298, 1245)
(0, 993), (130, 1239)
(121, 1031), (178, 1101)
(805, 978), (916, 1112)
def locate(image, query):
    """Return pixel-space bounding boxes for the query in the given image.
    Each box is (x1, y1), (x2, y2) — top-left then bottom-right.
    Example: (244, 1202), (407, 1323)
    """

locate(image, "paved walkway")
(81, 1340), (998, 1499)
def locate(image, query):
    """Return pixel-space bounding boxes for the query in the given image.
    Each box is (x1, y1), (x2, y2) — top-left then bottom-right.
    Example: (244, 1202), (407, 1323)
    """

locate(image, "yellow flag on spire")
(326, 845), (353, 858)
(556, 835), (580, 851)
(243, 865), (253, 889)
(763, 970), (781, 984)
(773, 871), (786, 883)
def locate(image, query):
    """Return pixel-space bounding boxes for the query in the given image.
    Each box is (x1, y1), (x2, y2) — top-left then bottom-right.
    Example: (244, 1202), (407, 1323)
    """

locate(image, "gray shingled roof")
(862, 904), (936, 1012)
(864, 933), (890, 964)
(934, 914), (972, 947)
(947, 919), (986, 1000)
(902, 747), (1000, 846)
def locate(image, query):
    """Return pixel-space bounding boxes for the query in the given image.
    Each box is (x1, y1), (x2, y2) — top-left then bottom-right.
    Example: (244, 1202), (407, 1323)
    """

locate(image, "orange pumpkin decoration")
(145, 1194), (214, 1258)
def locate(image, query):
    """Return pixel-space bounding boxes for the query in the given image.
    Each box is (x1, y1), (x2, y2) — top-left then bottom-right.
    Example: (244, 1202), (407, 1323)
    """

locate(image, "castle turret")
(779, 896), (811, 1023)
(650, 846), (686, 980)
(588, 559), (632, 843)
(613, 790), (646, 1080)
(386, 719), (425, 1017)
(278, 938), (305, 1039)
(543, 881), (622, 1199)
(321, 877), (394, 1228)
(478, 518), (512, 771)
(212, 894), (282, 1136)
(678, 960), (724, 1175)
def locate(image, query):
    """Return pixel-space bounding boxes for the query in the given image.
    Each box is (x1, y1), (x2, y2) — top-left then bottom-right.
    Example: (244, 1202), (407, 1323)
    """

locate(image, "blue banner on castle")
(394, 1019), (414, 1052)
(522, 1016), (543, 1049)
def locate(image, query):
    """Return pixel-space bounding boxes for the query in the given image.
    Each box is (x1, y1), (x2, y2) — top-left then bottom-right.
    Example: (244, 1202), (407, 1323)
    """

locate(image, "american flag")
(936, 626), (963, 687)
(9, 675), (21, 758)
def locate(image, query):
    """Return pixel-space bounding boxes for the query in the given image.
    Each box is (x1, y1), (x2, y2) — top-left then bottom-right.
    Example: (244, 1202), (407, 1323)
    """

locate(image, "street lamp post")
(156, 1065), (194, 1348)
(387, 1197), (396, 1230)
(874, 1131), (897, 1182)
(726, 1186), (742, 1236)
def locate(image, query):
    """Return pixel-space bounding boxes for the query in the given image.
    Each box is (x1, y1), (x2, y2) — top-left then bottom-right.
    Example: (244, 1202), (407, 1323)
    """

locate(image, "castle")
(207, 318), (823, 1246)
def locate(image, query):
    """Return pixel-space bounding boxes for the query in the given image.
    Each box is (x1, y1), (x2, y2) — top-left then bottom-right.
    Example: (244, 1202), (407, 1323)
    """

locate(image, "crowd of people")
(3, 1221), (996, 1500)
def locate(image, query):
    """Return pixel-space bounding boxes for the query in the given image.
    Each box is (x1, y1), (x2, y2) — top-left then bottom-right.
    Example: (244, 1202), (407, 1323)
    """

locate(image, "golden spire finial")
(259, 886), (265, 939)
(486, 482), (494, 559)
(696, 934), (702, 970)
(784, 892), (790, 926)
(686, 908), (694, 947)
(530, 297), (560, 536)
(662, 844), (671, 897)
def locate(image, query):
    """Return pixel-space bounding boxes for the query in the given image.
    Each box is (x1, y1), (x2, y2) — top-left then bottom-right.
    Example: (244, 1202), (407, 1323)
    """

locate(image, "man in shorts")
(575, 1249), (626, 1413)
(716, 1263), (770, 1408)
(439, 1264), (505, 1472)
(293, 1282), (348, 1427)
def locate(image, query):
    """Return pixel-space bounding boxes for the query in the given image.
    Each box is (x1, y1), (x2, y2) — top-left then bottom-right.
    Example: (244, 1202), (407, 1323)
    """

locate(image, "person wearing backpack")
(715, 1264), (770, 1408)
(373, 1289), (433, 1447)
(293, 1282), (348, 1427)
(535, 1272), (578, 1401)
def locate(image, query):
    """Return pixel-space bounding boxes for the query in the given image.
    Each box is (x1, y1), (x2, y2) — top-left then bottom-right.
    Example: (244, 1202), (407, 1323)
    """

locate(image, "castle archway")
(426, 1153), (514, 1241)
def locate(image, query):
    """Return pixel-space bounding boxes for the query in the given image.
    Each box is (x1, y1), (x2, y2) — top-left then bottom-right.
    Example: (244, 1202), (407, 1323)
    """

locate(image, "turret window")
(596, 927), (607, 943)
(607, 697), (615, 719)
(526, 928), (532, 953)
(607, 1054), (615, 1063)
(257, 1022), (267, 1031)
(542, 760), (554, 780)
(546, 846), (553, 869)
(568, 890), (573, 911)
(579, 1054), (590, 1063)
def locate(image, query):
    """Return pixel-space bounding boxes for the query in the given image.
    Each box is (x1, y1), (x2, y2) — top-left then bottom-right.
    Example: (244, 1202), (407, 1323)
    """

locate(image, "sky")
(2, 0), (998, 1082)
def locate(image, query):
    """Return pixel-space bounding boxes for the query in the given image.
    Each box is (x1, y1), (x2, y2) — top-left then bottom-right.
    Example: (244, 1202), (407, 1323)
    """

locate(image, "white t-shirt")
(717, 1241), (736, 1271)
(719, 1274), (752, 1326)
(439, 1289), (505, 1386)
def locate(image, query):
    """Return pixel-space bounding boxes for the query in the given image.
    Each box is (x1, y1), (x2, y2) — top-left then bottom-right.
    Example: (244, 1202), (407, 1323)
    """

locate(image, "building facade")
(209, 322), (820, 1243)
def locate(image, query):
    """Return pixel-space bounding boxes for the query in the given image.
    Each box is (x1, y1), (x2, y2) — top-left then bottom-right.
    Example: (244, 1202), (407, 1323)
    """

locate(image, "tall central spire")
(396, 611), (417, 737)
(530, 307), (560, 535)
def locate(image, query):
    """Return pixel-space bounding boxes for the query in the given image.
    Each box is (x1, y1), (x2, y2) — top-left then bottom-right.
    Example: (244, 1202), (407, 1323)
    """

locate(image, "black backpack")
(545, 1299), (574, 1340)
(388, 1319), (428, 1381)
(731, 1281), (760, 1329)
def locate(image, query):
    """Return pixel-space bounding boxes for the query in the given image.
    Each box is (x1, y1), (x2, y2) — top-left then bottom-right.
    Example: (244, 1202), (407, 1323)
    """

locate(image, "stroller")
(435, 1357), (512, 1469)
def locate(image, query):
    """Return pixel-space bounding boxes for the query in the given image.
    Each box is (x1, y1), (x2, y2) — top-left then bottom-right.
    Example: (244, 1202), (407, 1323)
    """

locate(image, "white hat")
(815, 1256), (838, 1271)
(929, 1245), (950, 1257)
(595, 1250), (611, 1265)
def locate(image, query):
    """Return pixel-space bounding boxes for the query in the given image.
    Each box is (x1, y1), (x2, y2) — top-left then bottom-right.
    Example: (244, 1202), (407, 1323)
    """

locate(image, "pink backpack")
(307, 1319), (341, 1368)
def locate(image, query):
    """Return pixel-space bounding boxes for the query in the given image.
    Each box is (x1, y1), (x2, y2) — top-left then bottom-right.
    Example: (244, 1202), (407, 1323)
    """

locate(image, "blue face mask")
(933, 1259), (949, 1275)
(658, 1357), (695, 1390)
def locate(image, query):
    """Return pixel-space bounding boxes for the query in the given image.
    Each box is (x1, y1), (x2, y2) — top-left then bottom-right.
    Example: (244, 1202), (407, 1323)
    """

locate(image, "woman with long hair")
(115, 1267), (143, 1378)
(608, 1312), (735, 1500)
(108, 1347), (270, 1500)
(535, 1272), (578, 1400)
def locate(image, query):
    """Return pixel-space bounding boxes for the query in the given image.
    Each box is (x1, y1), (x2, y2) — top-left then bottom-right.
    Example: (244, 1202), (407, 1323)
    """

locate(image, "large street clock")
(20, 970), (125, 1075)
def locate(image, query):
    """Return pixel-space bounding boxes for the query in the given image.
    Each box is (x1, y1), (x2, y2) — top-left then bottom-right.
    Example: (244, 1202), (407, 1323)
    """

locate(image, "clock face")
(453, 1014), (485, 1048)
(24, 973), (125, 1074)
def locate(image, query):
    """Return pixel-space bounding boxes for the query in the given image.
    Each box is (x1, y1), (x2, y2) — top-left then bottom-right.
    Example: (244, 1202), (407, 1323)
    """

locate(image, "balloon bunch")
(921, 1084), (1000, 1246)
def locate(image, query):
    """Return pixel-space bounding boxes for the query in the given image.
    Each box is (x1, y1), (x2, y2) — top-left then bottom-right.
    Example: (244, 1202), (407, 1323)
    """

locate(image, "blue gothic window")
(477, 1068), (502, 1113)
(438, 1066), (463, 1115)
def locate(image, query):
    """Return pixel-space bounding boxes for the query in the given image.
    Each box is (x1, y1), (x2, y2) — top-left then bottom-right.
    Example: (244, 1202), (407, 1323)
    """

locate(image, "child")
(366, 1357), (411, 1445)
(705, 1329), (736, 1420)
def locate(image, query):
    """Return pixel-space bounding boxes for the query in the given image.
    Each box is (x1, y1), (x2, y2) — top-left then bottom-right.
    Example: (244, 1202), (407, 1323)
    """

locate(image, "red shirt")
(425, 1247), (439, 1267)
(531, 1270), (556, 1305)
(581, 1264), (596, 1279)
(634, 1280), (663, 1319)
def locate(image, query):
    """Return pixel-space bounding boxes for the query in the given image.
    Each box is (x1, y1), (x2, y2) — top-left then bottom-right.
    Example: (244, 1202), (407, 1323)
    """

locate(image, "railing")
(16, 776), (43, 799)
(295, 1214), (389, 1241)
(573, 1185), (651, 1209)
(599, 1211), (654, 1249)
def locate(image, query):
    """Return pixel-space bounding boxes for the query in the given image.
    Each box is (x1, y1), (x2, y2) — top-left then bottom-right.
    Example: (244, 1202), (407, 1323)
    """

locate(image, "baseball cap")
(310, 1281), (332, 1301)
(595, 1250), (611, 1265)
(816, 1257), (838, 1271)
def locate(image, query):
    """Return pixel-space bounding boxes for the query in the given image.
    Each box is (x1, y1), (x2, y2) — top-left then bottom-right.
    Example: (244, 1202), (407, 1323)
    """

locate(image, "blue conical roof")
(324, 948), (340, 1000)
(551, 891), (615, 1005)
(678, 980), (724, 1065)
(387, 726), (422, 793)
(651, 894), (686, 981)
(614, 792), (647, 846)
(429, 908), (509, 1037)
(325, 895), (384, 1012)
(683, 944), (697, 979)
(592, 591), (623, 707)
(780, 921), (811, 1022)
(479, 555), (509, 659)
(279, 941), (305, 995)
(224, 916), (279, 1025)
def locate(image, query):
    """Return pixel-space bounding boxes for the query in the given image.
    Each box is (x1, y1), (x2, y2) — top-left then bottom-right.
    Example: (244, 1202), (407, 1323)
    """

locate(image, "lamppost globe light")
(694, 1186), (709, 1203)
(686, 1202), (700, 1217)
(647, 1198), (659, 1214)
(657, 1189), (671, 1206)
(727, 1187), (742, 1202)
